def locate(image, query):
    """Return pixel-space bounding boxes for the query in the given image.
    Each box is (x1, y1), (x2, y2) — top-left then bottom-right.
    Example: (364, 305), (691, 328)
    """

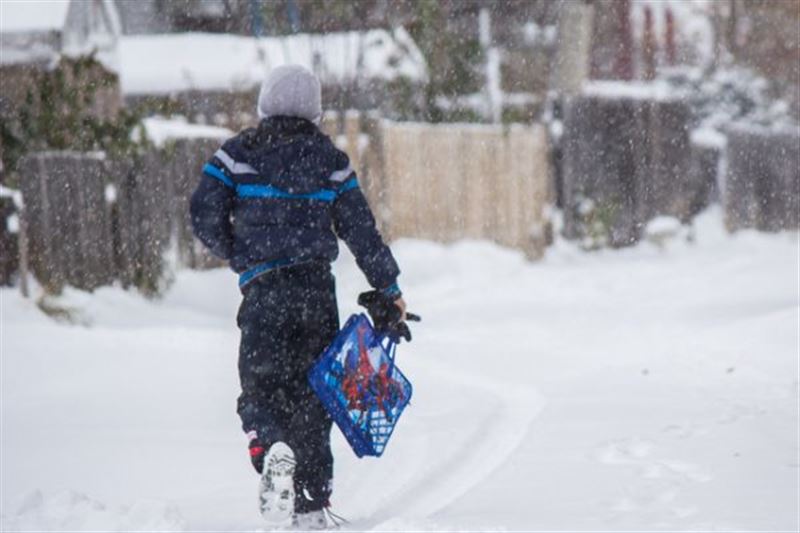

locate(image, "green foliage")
(130, 262), (174, 300)
(0, 54), (146, 186)
(440, 106), (484, 124)
(407, 0), (483, 122)
(255, 0), (488, 123)
(501, 105), (537, 125)
(127, 95), (185, 120)
(574, 195), (620, 251)
(384, 77), (428, 121)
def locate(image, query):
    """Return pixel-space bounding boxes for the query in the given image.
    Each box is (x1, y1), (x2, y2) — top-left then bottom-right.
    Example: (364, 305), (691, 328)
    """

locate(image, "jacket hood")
(234, 116), (343, 195)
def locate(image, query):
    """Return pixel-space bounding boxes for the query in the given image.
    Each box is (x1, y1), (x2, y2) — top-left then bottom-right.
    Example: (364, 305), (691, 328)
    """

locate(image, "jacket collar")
(258, 116), (318, 137)
(242, 115), (320, 150)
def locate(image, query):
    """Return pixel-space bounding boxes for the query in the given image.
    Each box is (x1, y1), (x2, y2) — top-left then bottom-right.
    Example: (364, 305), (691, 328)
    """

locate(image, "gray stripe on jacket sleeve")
(329, 165), (353, 183)
(214, 149), (259, 175)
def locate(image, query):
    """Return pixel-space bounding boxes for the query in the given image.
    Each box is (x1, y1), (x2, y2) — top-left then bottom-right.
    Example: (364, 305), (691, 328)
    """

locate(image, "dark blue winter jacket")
(190, 116), (400, 292)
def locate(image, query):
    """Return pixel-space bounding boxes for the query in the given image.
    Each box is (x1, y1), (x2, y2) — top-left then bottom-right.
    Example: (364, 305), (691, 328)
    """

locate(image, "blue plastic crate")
(308, 313), (413, 458)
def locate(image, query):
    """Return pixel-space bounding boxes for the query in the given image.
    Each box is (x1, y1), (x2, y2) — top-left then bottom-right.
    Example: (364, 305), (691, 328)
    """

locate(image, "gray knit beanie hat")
(257, 64), (322, 123)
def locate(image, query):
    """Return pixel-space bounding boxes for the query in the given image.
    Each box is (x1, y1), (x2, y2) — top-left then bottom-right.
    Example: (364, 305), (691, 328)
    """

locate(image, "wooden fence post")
(18, 202), (29, 298)
(362, 113), (390, 236)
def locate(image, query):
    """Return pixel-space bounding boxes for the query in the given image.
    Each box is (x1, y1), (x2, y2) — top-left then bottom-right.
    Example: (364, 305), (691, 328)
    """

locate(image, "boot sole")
(258, 441), (296, 525)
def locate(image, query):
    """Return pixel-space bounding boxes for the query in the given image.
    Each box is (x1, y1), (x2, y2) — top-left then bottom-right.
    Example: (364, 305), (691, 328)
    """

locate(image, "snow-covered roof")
(118, 28), (428, 96)
(0, 0), (121, 70)
(0, 0), (71, 33)
(139, 117), (232, 148)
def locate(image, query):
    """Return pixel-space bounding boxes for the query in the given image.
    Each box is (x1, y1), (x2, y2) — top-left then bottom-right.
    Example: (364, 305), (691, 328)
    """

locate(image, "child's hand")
(394, 297), (407, 321)
(358, 290), (417, 342)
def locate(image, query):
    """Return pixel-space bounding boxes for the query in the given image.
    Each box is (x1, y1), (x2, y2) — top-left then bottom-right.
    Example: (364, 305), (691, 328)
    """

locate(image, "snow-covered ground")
(2, 209), (798, 532)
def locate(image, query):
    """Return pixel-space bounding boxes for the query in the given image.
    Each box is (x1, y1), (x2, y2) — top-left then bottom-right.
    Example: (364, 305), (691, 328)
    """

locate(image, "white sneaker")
(292, 509), (329, 530)
(259, 441), (296, 526)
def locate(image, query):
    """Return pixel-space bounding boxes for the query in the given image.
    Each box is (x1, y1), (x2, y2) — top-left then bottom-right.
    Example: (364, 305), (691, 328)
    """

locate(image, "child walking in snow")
(190, 65), (412, 529)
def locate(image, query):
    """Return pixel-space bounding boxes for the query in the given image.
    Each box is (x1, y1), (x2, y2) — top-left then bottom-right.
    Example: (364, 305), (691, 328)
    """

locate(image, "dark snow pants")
(236, 261), (339, 512)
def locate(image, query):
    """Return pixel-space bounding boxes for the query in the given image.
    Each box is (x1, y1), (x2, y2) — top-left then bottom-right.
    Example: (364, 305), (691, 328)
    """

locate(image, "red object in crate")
(308, 313), (413, 457)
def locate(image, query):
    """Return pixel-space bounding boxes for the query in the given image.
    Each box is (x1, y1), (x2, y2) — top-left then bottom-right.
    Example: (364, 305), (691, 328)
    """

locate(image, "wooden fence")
(12, 109), (797, 295)
(111, 138), (223, 291)
(560, 91), (799, 247)
(16, 140), (224, 294)
(17, 152), (115, 292)
(561, 94), (698, 247)
(0, 194), (19, 286)
(723, 125), (800, 232)
(322, 113), (552, 258)
(15, 115), (553, 293)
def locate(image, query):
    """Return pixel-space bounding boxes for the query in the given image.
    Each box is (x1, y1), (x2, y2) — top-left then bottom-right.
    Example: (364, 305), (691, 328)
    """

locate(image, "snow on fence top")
(118, 28), (428, 96)
(582, 80), (687, 102)
(690, 127), (727, 150)
(140, 117), (232, 148)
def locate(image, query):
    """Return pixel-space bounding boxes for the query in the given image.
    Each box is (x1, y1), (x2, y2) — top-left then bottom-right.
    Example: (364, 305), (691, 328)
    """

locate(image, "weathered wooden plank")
(725, 126), (800, 231)
(0, 196), (18, 286)
(375, 119), (550, 258)
(17, 152), (113, 292)
(562, 94), (694, 247)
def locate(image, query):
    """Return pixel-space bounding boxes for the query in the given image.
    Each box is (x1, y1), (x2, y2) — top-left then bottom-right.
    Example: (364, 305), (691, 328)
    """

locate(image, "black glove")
(358, 290), (421, 343)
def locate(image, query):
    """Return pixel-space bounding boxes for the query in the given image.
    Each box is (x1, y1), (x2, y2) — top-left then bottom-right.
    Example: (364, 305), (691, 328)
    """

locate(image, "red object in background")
(613, 0), (634, 80)
(643, 5), (657, 80)
(665, 7), (677, 66)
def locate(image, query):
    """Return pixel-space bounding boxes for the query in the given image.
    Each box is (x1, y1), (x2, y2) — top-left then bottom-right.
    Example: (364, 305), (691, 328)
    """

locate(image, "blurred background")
(0, 0), (797, 295)
(0, 2), (798, 531)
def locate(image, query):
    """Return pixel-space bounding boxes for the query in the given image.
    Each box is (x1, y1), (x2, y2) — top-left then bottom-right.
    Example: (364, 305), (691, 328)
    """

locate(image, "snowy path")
(2, 210), (798, 531)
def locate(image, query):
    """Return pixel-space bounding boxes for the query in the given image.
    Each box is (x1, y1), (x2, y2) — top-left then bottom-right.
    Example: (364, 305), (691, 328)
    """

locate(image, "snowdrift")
(2, 209), (797, 531)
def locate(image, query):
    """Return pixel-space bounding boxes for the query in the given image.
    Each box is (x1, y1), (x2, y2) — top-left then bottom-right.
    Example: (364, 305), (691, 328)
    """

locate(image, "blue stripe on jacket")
(238, 184), (338, 202)
(337, 176), (359, 194)
(202, 165), (359, 202)
(190, 116), (400, 292)
(202, 163), (235, 188)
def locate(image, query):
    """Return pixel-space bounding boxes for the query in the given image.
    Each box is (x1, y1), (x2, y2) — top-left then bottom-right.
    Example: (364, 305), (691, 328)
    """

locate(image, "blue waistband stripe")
(238, 258), (299, 288)
(203, 164), (235, 188)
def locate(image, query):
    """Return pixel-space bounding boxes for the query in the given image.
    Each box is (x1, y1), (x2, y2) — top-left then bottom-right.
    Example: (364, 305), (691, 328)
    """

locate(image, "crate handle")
(381, 337), (398, 374)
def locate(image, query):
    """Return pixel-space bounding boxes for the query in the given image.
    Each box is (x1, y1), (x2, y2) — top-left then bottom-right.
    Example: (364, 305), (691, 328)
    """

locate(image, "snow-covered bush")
(0, 54), (147, 189)
(659, 65), (796, 131)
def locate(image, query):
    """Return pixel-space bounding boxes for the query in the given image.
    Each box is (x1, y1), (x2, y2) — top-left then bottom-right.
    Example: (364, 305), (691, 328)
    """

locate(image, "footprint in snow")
(662, 422), (711, 439)
(596, 437), (654, 465)
(594, 437), (712, 525)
